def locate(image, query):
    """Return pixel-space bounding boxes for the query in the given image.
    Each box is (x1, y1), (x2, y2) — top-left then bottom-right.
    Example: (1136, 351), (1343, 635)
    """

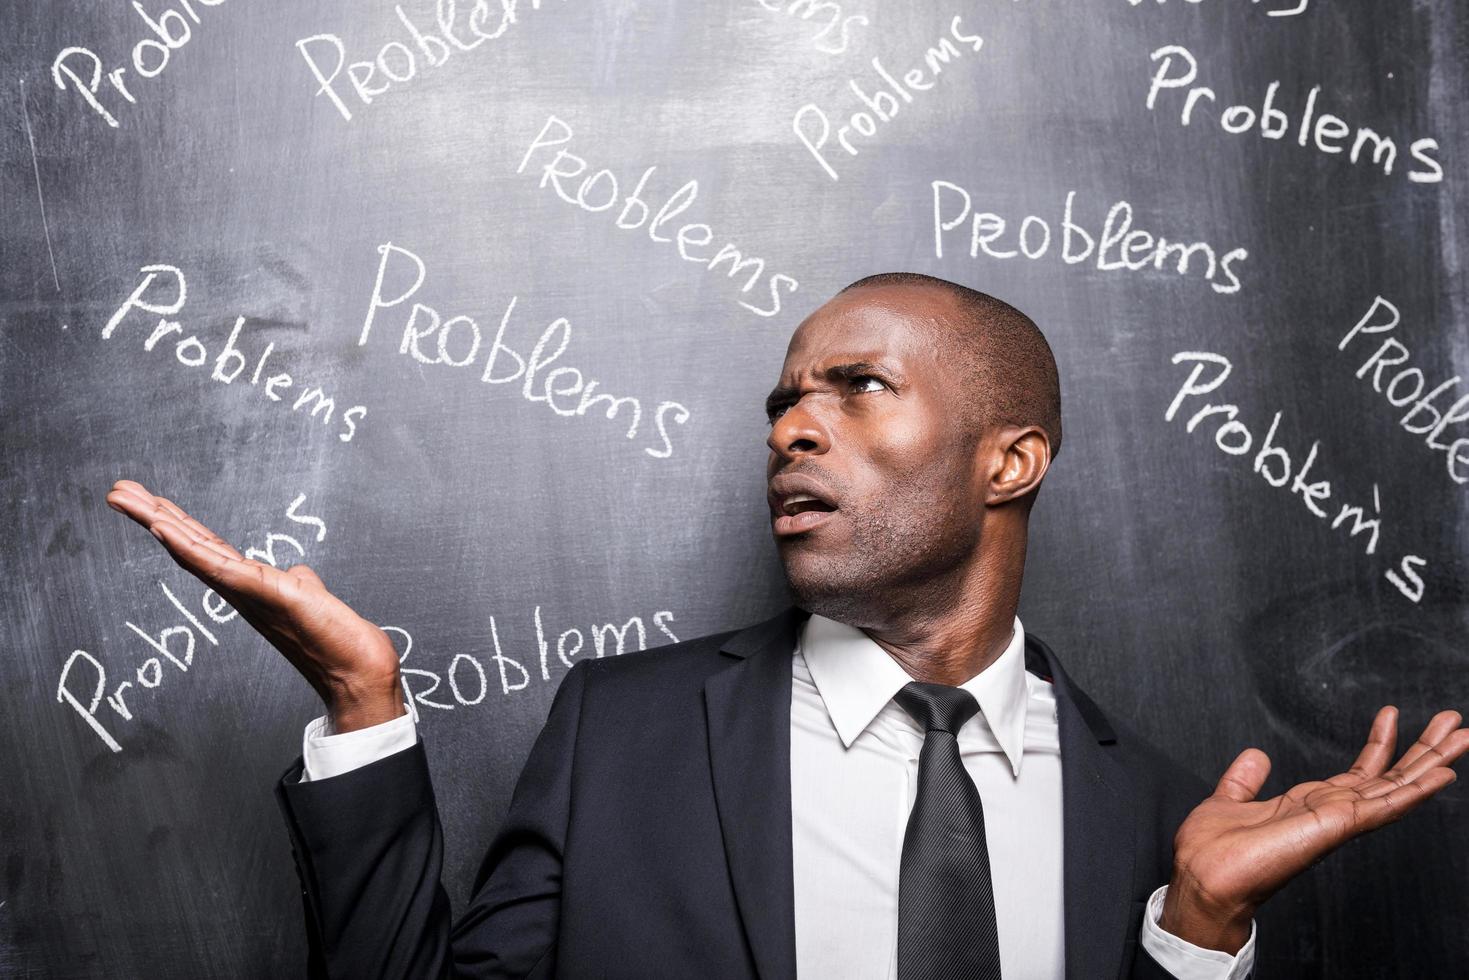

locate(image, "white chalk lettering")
(756, 0), (871, 55)
(1166, 350), (1430, 603)
(385, 603), (681, 722)
(1146, 44), (1443, 184)
(517, 115), (800, 318)
(1337, 295), (1469, 485)
(358, 242), (692, 459)
(56, 494), (330, 753)
(933, 183), (1249, 294)
(57, 650), (121, 752)
(52, 0), (228, 127)
(102, 264), (369, 443)
(1127, 0), (1307, 17)
(296, 0), (566, 122)
(795, 15), (984, 181)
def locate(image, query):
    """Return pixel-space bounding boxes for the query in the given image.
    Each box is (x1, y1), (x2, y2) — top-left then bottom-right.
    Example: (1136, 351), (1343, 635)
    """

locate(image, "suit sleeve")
(299, 705), (419, 782)
(273, 659), (591, 979)
(1126, 749), (1255, 980)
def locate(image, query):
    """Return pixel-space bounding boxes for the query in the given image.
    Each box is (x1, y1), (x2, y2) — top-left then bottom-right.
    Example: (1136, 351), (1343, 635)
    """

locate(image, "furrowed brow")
(765, 383), (799, 418)
(766, 362), (906, 417)
(826, 361), (880, 382)
(826, 361), (904, 385)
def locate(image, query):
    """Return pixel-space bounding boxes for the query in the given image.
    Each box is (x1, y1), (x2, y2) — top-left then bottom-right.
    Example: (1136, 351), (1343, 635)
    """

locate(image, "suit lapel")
(703, 610), (1136, 980)
(704, 605), (807, 980)
(1026, 635), (1137, 980)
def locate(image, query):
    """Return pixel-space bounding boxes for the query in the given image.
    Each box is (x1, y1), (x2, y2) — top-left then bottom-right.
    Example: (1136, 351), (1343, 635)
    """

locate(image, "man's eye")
(766, 405), (789, 426)
(851, 375), (885, 393)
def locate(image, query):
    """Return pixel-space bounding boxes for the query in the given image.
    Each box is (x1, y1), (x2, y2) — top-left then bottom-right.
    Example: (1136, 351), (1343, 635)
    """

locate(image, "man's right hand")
(105, 479), (405, 733)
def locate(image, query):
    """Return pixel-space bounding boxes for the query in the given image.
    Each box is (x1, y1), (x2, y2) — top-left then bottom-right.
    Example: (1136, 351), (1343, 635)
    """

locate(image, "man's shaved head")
(838, 272), (1062, 460)
(766, 274), (1061, 628)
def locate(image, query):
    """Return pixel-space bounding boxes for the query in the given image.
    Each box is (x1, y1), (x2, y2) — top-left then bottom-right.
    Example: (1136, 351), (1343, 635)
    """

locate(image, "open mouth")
(773, 494), (838, 536)
(768, 472), (841, 537)
(781, 494), (837, 517)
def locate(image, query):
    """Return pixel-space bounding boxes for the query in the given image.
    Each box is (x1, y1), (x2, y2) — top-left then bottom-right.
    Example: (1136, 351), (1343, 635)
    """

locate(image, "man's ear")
(983, 425), (1052, 506)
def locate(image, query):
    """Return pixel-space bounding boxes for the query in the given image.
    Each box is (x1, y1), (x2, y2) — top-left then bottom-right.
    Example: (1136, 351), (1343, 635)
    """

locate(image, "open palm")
(106, 479), (403, 727)
(1172, 706), (1468, 922)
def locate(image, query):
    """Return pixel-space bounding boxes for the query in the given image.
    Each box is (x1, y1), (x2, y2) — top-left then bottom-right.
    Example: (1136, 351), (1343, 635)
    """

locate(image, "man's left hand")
(1160, 706), (1469, 953)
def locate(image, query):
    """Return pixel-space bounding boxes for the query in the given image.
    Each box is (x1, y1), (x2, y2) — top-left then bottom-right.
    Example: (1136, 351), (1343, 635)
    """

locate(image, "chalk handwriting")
(388, 606), (681, 719)
(1147, 45), (1443, 184)
(359, 242), (692, 459)
(1166, 352), (1429, 603)
(517, 116), (800, 319)
(933, 182), (1249, 295)
(1337, 296), (1469, 485)
(296, 0), (566, 122)
(755, 0), (871, 55)
(1127, 0), (1308, 17)
(52, 0), (227, 127)
(794, 14), (983, 181)
(57, 494), (328, 752)
(102, 264), (368, 443)
(19, 80), (61, 291)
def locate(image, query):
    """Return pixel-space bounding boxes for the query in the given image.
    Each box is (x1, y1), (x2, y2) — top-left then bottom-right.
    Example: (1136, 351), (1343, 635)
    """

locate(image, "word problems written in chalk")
(933, 182), (1249, 294)
(102, 264), (368, 443)
(296, 0), (565, 122)
(57, 494), (329, 752)
(1165, 353), (1428, 603)
(794, 14), (984, 181)
(1146, 44), (1443, 184)
(359, 242), (693, 459)
(1338, 296), (1469, 484)
(388, 606), (681, 720)
(518, 115), (800, 319)
(52, 0), (227, 127)
(755, 0), (871, 56)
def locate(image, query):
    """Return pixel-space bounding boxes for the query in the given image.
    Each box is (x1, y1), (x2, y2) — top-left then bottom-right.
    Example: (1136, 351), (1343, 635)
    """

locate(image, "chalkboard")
(3, 0), (1466, 976)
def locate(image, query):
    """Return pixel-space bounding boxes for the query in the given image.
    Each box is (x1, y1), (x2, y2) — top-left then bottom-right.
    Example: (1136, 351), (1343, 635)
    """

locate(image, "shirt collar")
(798, 612), (1030, 777)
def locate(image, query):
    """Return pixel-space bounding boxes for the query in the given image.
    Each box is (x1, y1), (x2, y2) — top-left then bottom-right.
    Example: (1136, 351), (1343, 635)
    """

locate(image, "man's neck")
(856, 537), (1024, 687)
(860, 602), (1017, 687)
(803, 514), (1028, 686)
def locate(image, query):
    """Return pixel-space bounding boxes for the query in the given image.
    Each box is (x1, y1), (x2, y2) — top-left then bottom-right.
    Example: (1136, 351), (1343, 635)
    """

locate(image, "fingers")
(111, 478), (153, 500)
(148, 519), (238, 583)
(148, 520), (287, 603)
(152, 495), (245, 560)
(1213, 747), (1272, 802)
(1343, 706), (1399, 780)
(1360, 722), (1469, 800)
(1356, 766), (1459, 833)
(106, 480), (159, 525)
(107, 481), (245, 564)
(148, 510), (244, 566)
(108, 481), (187, 536)
(1390, 710), (1465, 773)
(107, 480), (308, 614)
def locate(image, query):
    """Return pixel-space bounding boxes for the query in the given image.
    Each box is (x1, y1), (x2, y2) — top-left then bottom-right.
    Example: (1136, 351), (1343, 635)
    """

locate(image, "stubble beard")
(780, 491), (979, 629)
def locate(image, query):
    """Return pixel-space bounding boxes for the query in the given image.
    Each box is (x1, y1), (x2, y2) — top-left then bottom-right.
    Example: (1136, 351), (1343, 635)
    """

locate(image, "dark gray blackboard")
(3, 0), (1466, 976)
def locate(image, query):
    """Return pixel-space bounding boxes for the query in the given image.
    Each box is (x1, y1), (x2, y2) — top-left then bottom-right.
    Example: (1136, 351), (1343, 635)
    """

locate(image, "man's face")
(764, 284), (989, 624)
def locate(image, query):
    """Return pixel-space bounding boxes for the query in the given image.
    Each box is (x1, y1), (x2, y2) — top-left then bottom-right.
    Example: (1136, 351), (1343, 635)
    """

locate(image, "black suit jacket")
(275, 606), (1219, 979)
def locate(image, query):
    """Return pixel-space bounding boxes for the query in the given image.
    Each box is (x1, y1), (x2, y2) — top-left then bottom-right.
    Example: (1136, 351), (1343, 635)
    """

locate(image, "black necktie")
(893, 681), (1003, 980)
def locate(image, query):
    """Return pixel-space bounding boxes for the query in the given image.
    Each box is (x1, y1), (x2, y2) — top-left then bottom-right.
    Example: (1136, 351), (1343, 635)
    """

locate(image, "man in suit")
(106, 273), (1468, 979)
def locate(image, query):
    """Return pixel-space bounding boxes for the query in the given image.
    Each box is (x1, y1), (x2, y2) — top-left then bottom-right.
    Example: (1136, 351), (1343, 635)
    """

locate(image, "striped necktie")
(893, 680), (1004, 980)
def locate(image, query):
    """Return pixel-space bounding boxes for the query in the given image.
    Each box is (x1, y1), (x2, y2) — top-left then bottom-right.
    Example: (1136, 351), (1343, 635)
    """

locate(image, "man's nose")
(766, 402), (830, 460)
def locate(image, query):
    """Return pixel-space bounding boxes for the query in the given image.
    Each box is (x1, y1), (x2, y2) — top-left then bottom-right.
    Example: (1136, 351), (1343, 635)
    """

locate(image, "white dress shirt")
(299, 614), (1256, 978)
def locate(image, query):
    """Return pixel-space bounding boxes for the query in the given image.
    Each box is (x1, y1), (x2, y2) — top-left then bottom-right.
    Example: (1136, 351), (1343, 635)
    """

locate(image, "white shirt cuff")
(1139, 883), (1257, 980)
(298, 705), (419, 782)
